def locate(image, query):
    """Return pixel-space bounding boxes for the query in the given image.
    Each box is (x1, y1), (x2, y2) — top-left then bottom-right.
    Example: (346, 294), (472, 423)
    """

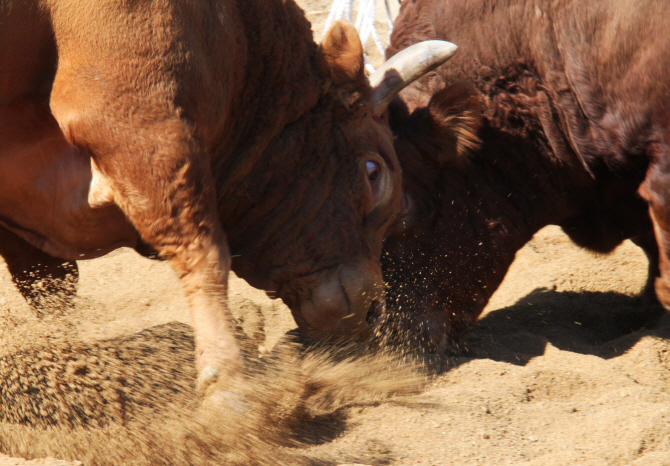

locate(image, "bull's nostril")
(366, 300), (383, 325)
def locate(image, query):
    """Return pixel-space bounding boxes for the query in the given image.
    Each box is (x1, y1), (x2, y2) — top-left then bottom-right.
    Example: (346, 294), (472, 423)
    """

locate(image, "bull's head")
(382, 81), (486, 349)
(226, 22), (458, 342)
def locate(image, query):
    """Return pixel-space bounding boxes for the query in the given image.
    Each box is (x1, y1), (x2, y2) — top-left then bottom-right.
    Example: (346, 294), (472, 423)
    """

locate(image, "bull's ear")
(427, 81), (481, 166)
(318, 21), (369, 111)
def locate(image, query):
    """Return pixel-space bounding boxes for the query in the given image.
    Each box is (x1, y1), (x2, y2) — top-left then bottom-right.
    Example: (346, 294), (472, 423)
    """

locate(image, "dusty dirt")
(3, 1), (670, 465)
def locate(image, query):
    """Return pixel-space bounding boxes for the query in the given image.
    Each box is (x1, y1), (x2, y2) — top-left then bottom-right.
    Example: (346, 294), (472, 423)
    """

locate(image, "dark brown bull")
(382, 0), (669, 349)
(0, 0), (455, 397)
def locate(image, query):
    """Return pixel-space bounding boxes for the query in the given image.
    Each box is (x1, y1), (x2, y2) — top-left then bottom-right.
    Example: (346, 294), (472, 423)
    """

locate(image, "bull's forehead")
(224, 105), (402, 293)
(336, 113), (398, 164)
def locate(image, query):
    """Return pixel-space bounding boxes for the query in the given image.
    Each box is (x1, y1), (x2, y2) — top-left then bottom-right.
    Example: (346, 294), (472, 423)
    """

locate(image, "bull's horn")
(370, 41), (458, 115)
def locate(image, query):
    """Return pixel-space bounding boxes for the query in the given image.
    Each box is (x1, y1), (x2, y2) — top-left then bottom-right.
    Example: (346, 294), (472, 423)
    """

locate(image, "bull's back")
(392, 0), (670, 168)
(394, 0), (669, 98)
(549, 0), (670, 127)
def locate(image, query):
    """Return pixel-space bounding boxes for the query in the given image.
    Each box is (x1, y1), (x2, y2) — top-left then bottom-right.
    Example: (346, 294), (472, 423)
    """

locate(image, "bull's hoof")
(196, 365), (220, 397)
(197, 365), (249, 416)
(204, 389), (250, 414)
(199, 365), (220, 385)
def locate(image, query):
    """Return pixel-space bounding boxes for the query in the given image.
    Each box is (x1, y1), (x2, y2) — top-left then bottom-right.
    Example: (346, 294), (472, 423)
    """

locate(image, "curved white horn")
(369, 40), (458, 115)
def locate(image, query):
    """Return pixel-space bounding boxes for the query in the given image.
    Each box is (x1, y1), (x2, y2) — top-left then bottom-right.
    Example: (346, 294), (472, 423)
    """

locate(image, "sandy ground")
(2, 225), (668, 466)
(3, 1), (670, 465)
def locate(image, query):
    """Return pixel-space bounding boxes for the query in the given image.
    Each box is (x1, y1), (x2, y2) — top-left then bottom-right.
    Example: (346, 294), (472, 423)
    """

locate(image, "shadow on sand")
(447, 287), (669, 366)
(260, 287), (670, 451)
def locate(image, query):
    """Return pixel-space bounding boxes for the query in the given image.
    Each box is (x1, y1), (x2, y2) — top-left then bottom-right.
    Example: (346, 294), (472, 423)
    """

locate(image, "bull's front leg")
(176, 231), (241, 397)
(75, 127), (240, 399)
(118, 157), (241, 398)
(47, 31), (242, 403)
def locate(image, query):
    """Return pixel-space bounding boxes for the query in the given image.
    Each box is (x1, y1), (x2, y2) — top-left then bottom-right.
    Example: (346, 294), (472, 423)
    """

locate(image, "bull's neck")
(463, 124), (593, 304)
(443, 125), (572, 292)
(211, 0), (323, 224)
(391, 119), (589, 328)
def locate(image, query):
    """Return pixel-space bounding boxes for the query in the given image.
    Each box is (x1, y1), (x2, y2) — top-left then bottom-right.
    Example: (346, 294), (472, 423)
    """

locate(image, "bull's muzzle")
(298, 261), (385, 339)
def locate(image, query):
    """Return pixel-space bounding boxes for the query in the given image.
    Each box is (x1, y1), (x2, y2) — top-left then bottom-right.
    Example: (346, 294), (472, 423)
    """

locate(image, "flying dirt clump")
(0, 324), (195, 429)
(0, 321), (427, 466)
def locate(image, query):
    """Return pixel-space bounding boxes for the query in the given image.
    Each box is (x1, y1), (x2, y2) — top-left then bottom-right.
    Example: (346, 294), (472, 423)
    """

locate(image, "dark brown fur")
(382, 0), (670, 347)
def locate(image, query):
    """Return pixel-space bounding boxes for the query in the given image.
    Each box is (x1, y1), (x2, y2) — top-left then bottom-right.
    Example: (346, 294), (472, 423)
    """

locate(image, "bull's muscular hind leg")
(0, 226), (78, 316)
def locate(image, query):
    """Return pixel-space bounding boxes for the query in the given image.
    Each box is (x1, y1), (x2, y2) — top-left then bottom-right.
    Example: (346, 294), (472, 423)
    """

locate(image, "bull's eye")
(366, 160), (380, 182)
(363, 152), (391, 210)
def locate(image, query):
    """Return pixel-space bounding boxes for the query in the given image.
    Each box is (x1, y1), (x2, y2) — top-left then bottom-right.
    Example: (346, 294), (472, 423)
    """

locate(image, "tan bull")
(0, 0), (456, 399)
